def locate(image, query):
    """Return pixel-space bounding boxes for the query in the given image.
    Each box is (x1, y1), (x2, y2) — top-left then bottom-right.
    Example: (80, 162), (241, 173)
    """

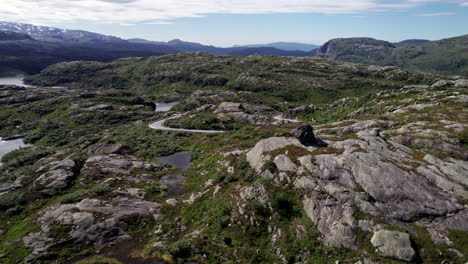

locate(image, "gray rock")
(291, 124), (317, 145)
(273, 154), (297, 172)
(454, 79), (468, 88)
(34, 159), (78, 191)
(432, 80), (454, 88)
(293, 176), (317, 190)
(84, 104), (113, 111)
(303, 196), (357, 249)
(87, 143), (124, 156)
(371, 230), (415, 262)
(246, 137), (305, 171)
(240, 183), (269, 205)
(403, 85), (429, 90)
(82, 154), (164, 180)
(214, 102), (245, 113)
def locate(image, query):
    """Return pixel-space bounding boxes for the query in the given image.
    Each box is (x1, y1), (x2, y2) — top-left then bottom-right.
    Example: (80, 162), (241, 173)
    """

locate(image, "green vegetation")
(25, 52), (437, 108)
(74, 256), (123, 264)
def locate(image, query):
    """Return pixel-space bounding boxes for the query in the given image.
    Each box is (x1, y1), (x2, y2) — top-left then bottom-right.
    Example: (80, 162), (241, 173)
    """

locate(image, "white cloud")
(1, 0), (466, 25)
(417, 12), (457, 16)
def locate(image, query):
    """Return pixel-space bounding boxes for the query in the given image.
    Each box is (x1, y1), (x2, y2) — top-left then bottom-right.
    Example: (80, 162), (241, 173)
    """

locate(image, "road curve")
(149, 113), (225, 134)
(273, 115), (301, 123)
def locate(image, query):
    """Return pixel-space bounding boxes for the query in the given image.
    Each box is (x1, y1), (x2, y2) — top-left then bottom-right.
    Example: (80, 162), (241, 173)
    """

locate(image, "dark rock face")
(291, 124), (317, 145)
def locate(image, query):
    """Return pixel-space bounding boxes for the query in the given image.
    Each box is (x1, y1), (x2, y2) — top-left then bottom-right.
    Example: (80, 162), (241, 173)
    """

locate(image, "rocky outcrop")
(303, 195), (357, 249)
(81, 154), (165, 180)
(245, 120), (466, 251)
(240, 183), (269, 205)
(431, 80), (454, 88)
(371, 230), (415, 261)
(215, 102), (271, 126)
(246, 137), (312, 171)
(34, 158), (79, 191)
(454, 79), (468, 88)
(23, 197), (161, 261)
(87, 143), (125, 156)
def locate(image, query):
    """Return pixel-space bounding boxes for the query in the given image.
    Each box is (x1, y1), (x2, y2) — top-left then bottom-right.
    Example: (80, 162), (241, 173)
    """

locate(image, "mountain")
(396, 39), (431, 45)
(128, 38), (312, 56)
(0, 21), (312, 74)
(233, 42), (319, 52)
(0, 31), (33, 41)
(0, 21), (126, 45)
(315, 35), (468, 76)
(0, 30), (178, 74)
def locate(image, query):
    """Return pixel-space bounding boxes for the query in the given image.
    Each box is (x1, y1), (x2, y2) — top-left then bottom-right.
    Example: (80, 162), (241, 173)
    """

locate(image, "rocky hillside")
(25, 52), (437, 105)
(0, 55), (467, 264)
(315, 35), (468, 76)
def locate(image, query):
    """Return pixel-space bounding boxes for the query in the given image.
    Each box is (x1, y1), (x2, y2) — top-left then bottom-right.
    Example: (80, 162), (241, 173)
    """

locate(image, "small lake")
(0, 76), (34, 87)
(0, 138), (31, 161)
(156, 151), (191, 171)
(156, 151), (191, 197)
(155, 101), (179, 112)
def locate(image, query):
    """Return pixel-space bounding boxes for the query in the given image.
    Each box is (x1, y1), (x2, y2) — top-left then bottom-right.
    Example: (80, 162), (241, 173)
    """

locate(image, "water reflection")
(155, 102), (179, 112)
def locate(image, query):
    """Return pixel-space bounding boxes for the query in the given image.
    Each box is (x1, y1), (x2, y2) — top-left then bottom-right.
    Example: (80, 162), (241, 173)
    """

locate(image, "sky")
(1, 0), (467, 46)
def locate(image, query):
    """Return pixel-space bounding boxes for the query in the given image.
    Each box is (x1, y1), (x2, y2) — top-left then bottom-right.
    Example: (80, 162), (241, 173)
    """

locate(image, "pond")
(156, 151), (191, 171)
(0, 137), (31, 161)
(0, 76), (35, 87)
(156, 151), (191, 197)
(155, 101), (179, 112)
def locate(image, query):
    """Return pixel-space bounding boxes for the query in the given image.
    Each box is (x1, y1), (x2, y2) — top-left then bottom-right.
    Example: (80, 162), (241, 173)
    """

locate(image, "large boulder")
(273, 154), (297, 172)
(371, 230), (415, 262)
(291, 124), (317, 145)
(246, 137), (306, 171)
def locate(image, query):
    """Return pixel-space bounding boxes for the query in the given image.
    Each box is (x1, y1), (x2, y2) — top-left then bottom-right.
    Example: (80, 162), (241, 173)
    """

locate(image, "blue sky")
(2, 0), (468, 46)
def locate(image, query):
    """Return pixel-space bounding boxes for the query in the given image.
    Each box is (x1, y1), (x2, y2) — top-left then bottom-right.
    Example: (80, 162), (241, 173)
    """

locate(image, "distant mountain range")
(127, 38), (313, 56)
(0, 21), (312, 74)
(232, 42), (319, 52)
(0, 21), (466, 76)
(315, 35), (468, 76)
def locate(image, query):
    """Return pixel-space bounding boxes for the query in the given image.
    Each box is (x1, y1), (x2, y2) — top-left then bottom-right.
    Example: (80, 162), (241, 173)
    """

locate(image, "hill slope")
(25, 52), (439, 104)
(0, 52), (467, 264)
(315, 35), (468, 76)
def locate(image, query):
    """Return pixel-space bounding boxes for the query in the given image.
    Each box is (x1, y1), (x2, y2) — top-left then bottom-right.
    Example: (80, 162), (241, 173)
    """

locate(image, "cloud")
(417, 12), (457, 16)
(1, 0), (466, 25)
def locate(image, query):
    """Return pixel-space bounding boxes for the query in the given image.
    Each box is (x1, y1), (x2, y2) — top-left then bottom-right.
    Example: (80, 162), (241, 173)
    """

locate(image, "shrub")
(1, 148), (49, 168)
(231, 156), (257, 183)
(0, 192), (26, 211)
(59, 189), (88, 204)
(251, 199), (270, 217)
(167, 241), (191, 259)
(271, 191), (295, 218)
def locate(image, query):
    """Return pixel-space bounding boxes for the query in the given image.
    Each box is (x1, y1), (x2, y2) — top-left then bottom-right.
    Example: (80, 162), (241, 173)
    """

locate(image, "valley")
(0, 51), (466, 264)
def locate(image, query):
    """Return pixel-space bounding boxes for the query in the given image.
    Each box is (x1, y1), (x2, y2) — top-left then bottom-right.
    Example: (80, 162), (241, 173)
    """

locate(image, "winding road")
(149, 113), (225, 134)
(149, 113), (302, 134)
